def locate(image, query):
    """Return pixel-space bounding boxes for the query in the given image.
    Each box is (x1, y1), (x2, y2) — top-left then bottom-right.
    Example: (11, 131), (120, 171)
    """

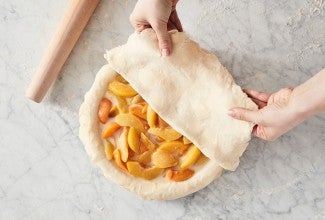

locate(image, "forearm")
(290, 68), (325, 120)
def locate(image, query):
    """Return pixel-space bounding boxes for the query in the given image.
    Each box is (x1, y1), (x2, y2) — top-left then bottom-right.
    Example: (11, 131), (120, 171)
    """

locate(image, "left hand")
(129, 0), (183, 56)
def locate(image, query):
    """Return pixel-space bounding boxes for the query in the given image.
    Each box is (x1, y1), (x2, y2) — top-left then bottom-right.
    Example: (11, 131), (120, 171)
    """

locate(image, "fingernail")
(162, 48), (170, 57)
(227, 110), (236, 117)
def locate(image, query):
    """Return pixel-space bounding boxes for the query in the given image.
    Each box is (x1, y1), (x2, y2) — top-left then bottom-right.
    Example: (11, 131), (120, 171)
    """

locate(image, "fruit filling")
(98, 74), (208, 181)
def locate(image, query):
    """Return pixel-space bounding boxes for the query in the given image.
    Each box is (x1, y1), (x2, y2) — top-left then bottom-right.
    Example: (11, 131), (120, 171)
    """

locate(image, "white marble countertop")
(1, 0), (325, 219)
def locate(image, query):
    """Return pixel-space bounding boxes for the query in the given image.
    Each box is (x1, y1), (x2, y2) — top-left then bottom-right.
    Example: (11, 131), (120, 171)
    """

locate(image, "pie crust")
(79, 30), (256, 200)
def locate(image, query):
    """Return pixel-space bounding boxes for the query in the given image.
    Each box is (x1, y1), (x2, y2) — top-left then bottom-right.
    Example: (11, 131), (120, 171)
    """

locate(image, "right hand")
(129, 0), (183, 56)
(228, 88), (302, 141)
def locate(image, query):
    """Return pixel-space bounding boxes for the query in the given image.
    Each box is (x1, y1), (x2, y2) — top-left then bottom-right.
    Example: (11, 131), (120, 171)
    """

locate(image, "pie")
(79, 30), (257, 200)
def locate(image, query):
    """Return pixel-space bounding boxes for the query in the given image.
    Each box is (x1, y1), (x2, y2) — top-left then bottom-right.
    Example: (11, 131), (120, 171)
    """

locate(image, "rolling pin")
(26, 0), (100, 103)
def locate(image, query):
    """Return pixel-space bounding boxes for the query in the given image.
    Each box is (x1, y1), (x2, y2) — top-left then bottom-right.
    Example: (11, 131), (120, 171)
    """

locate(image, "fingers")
(252, 125), (277, 141)
(251, 97), (267, 109)
(169, 10), (183, 32)
(228, 107), (262, 124)
(243, 89), (271, 102)
(151, 22), (172, 56)
(134, 24), (150, 33)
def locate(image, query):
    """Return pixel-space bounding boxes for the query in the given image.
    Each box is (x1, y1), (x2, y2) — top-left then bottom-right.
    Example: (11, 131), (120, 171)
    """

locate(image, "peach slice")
(180, 145), (201, 169)
(166, 169), (194, 182)
(106, 91), (128, 113)
(98, 98), (112, 124)
(158, 141), (189, 155)
(129, 103), (147, 120)
(117, 127), (129, 162)
(153, 135), (164, 143)
(152, 149), (178, 168)
(109, 105), (119, 117)
(140, 132), (156, 151)
(182, 136), (192, 145)
(126, 161), (163, 180)
(139, 142), (149, 154)
(148, 127), (182, 142)
(113, 149), (127, 171)
(116, 113), (145, 132)
(147, 106), (158, 127)
(116, 96), (128, 113)
(108, 81), (137, 97)
(102, 122), (121, 139)
(131, 94), (144, 104)
(104, 140), (114, 160)
(158, 117), (169, 128)
(195, 154), (209, 165)
(115, 74), (128, 83)
(137, 150), (152, 165)
(127, 127), (140, 153)
(128, 148), (135, 159)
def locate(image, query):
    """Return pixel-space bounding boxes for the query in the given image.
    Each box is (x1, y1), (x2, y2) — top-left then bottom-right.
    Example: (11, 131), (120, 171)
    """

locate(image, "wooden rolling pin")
(26, 0), (100, 103)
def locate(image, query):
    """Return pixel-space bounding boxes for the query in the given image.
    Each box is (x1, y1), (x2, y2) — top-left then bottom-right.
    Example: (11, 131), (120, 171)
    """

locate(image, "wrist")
(290, 69), (325, 120)
(289, 87), (316, 123)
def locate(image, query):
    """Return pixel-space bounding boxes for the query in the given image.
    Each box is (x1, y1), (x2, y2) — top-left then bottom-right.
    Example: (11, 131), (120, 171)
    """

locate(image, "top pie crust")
(104, 30), (257, 171)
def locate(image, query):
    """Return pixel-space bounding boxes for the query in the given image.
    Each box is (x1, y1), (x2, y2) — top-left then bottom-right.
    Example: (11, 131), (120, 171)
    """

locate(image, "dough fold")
(104, 29), (257, 171)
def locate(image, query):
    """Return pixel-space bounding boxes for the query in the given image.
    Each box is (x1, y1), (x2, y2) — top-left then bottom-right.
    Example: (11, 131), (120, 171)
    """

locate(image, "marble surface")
(1, 0), (325, 219)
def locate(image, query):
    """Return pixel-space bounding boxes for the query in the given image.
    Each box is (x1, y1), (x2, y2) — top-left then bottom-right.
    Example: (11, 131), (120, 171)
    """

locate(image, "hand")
(129, 0), (183, 56)
(228, 88), (300, 141)
(228, 69), (325, 141)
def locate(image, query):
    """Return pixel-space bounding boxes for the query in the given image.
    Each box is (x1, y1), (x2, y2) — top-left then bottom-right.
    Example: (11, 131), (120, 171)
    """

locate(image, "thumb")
(228, 107), (261, 124)
(152, 22), (171, 56)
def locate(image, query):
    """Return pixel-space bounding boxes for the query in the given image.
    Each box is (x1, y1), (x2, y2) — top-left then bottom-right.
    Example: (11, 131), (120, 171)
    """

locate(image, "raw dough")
(79, 29), (256, 200)
(105, 29), (257, 171)
(79, 65), (222, 200)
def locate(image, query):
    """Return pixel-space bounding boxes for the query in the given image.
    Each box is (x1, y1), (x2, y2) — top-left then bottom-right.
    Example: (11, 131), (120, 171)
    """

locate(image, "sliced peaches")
(109, 105), (119, 117)
(102, 122), (121, 139)
(131, 94), (144, 104)
(116, 113), (145, 132)
(98, 98), (112, 124)
(140, 132), (156, 151)
(196, 154), (209, 165)
(127, 127), (140, 153)
(180, 145), (201, 169)
(126, 161), (163, 180)
(99, 77), (207, 182)
(114, 74), (128, 83)
(116, 96), (128, 113)
(129, 103), (147, 120)
(157, 141), (189, 155)
(166, 169), (194, 182)
(152, 149), (178, 168)
(128, 148), (135, 159)
(137, 150), (152, 165)
(117, 127), (129, 162)
(147, 106), (158, 127)
(108, 81), (137, 97)
(158, 117), (169, 128)
(106, 91), (128, 113)
(182, 136), (192, 145)
(113, 149), (127, 171)
(104, 140), (114, 160)
(148, 127), (182, 142)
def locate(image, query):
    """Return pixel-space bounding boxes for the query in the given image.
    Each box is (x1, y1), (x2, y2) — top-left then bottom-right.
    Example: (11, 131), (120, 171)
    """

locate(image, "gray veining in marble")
(0, 0), (325, 219)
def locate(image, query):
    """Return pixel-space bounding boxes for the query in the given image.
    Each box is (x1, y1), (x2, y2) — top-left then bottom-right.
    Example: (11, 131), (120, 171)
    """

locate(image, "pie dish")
(79, 30), (257, 200)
